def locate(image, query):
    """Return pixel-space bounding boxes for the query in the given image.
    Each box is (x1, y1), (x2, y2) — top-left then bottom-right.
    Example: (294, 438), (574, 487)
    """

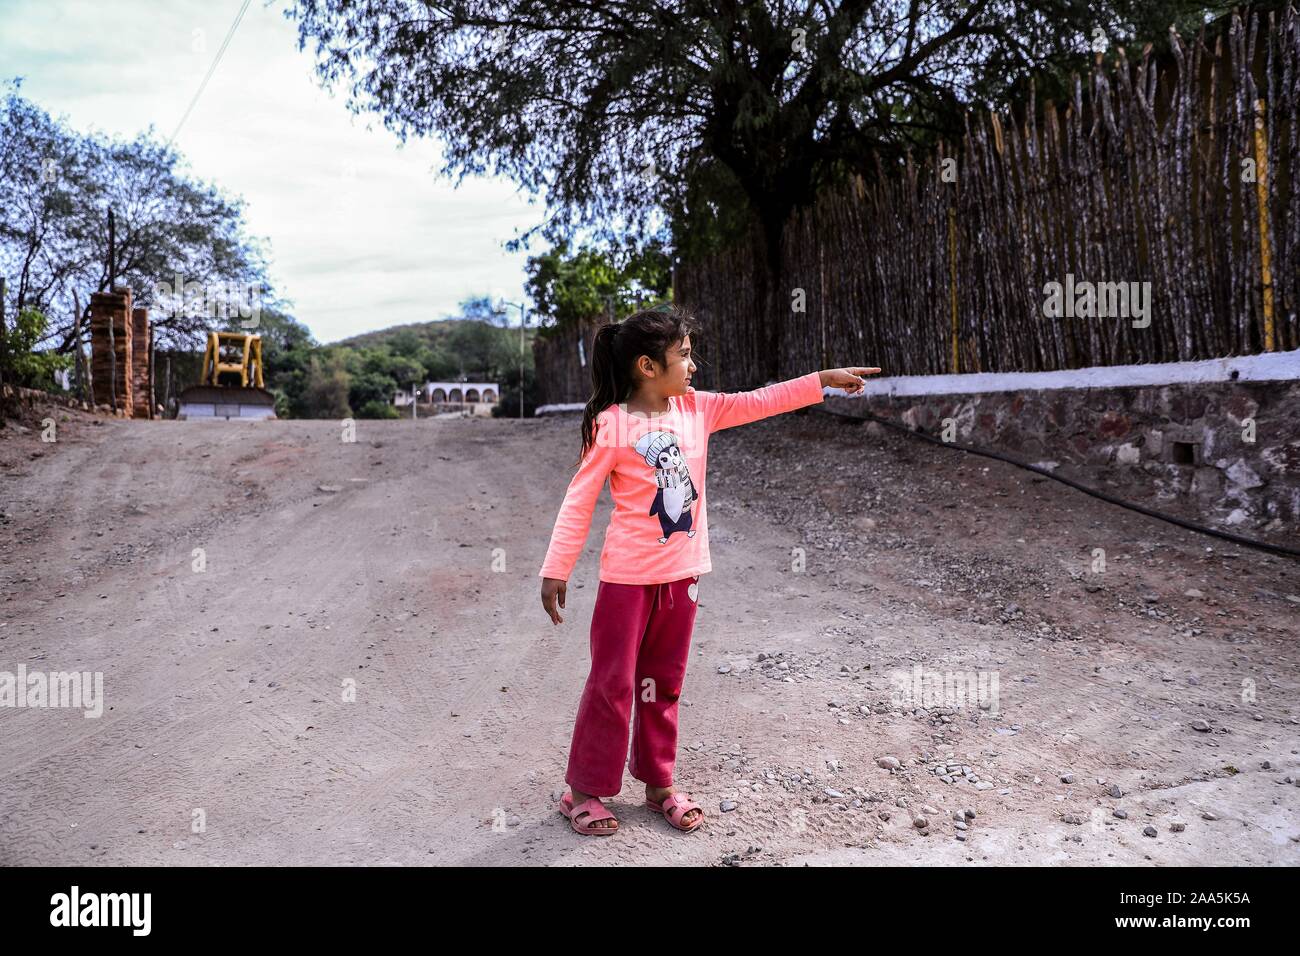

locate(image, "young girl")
(538, 306), (879, 835)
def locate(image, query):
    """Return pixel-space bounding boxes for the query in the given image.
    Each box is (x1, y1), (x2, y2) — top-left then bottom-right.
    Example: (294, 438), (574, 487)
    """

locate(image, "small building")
(395, 380), (499, 417)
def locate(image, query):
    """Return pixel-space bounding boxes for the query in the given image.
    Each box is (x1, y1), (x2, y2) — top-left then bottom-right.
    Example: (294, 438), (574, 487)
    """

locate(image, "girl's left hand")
(819, 367), (882, 393)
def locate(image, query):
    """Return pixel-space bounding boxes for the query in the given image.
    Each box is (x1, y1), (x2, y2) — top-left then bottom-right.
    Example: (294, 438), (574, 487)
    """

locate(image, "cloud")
(1, 0), (544, 343)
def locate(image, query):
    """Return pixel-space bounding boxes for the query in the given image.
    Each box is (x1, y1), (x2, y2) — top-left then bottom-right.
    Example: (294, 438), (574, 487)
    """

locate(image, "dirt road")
(1, 401), (1297, 865)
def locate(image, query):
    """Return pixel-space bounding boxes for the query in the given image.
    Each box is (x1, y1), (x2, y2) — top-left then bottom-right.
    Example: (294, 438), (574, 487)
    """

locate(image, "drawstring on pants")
(656, 581), (674, 611)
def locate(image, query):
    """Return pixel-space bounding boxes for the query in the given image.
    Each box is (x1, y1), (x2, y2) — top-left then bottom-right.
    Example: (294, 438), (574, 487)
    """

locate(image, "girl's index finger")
(850, 367), (882, 376)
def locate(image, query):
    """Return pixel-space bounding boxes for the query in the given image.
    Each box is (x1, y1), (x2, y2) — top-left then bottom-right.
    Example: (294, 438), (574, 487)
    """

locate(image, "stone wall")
(89, 289), (132, 412)
(130, 307), (153, 419)
(87, 290), (153, 418)
(826, 380), (1300, 532)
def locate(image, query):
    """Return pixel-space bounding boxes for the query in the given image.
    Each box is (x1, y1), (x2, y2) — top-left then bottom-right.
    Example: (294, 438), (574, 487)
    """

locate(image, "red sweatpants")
(564, 575), (700, 797)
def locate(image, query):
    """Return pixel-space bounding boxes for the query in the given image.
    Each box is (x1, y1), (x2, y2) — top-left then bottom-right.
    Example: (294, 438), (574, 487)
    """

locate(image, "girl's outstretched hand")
(541, 577), (567, 625)
(819, 367), (882, 393)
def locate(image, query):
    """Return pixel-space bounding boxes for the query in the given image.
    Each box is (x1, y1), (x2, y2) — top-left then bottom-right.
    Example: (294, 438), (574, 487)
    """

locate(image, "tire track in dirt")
(4, 408), (1297, 865)
(1, 428), (432, 862)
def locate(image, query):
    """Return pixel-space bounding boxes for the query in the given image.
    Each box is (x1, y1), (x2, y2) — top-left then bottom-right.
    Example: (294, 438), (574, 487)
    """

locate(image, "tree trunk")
(72, 289), (85, 402)
(0, 276), (7, 421)
(758, 207), (787, 383)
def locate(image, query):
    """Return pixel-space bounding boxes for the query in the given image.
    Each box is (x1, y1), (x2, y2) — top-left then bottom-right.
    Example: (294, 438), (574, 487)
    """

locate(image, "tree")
(525, 238), (671, 329)
(345, 345), (426, 414)
(289, 0), (1223, 378)
(446, 320), (511, 379)
(459, 294), (504, 325)
(0, 307), (72, 389)
(301, 350), (352, 418)
(0, 85), (271, 359)
(256, 308), (319, 417)
(0, 86), (102, 351)
(385, 354), (426, 390)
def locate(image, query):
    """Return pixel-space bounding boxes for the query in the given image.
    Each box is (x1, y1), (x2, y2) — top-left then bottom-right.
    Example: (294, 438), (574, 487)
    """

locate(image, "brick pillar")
(131, 307), (153, 419)
(90, 288), (133, 413)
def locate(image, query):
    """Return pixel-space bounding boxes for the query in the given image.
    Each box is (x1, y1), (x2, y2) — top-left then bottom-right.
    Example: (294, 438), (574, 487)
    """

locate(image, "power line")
(166, 0), (252, 148)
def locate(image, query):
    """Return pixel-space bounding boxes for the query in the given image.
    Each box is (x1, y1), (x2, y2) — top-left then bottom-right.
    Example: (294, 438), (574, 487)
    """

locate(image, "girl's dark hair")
(576, 304), (698, 468)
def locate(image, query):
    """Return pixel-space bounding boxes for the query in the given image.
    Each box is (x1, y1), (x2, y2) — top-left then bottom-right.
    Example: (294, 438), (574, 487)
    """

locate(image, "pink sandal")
(646, 791), (704, 832)
(559, 792), (619, 835)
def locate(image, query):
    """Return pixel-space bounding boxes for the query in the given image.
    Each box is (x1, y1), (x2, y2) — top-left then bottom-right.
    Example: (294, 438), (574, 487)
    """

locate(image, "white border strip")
(535, 402), (587, 416)
(830, 348), (1300, 399)
(536, 350), (1300, 414)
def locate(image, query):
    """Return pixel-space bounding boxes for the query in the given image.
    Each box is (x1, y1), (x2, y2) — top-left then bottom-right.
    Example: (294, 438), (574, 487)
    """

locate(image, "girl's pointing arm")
(698, 371), (826, 433)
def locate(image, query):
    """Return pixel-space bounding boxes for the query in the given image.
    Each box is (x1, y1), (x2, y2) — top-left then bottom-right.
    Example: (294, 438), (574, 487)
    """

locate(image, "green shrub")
(357, 398), (400, 419)
(2, 309), (73, 389)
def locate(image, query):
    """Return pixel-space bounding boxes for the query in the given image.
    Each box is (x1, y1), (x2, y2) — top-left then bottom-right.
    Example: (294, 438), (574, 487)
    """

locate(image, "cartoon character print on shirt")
(634, 430), (700, 544)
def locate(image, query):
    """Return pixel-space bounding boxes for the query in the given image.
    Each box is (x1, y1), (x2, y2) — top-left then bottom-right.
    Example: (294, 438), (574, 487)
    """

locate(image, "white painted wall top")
(534, 349), (1299, 414)
(834, 349), (1299, 398)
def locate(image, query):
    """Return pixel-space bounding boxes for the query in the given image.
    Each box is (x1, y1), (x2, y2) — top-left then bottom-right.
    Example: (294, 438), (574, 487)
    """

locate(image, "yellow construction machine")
(176, 331), (277, 420)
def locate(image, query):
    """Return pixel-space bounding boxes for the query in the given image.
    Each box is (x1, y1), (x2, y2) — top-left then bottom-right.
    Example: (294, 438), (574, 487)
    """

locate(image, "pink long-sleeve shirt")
(538, 372), (825, 585)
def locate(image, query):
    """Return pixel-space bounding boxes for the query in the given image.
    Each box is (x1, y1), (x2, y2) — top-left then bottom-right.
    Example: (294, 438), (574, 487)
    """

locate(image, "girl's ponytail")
(574, 305), (699, 470)
(577, 324), (622, 468)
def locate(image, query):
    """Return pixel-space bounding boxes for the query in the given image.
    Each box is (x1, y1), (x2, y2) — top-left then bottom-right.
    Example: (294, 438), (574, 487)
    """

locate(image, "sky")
(0, 0), (547, 343)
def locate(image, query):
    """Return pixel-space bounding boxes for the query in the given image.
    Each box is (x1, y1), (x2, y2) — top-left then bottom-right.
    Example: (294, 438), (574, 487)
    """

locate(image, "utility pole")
(1, 277), (7, 395)
(72, 288), (86, 402)
(107, 209), (116, 289)
(107, 210), (117, 412)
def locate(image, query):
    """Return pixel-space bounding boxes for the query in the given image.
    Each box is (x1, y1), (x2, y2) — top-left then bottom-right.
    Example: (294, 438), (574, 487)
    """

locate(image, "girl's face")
(645, 335), (696, 396)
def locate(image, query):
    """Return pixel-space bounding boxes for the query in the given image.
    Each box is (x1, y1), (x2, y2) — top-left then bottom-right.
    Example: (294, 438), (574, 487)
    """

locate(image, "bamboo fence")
(675, 8), (1300, 387)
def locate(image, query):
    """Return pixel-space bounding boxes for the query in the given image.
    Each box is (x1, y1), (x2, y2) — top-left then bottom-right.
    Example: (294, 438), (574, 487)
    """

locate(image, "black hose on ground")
(818, 403), (1300, 562)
